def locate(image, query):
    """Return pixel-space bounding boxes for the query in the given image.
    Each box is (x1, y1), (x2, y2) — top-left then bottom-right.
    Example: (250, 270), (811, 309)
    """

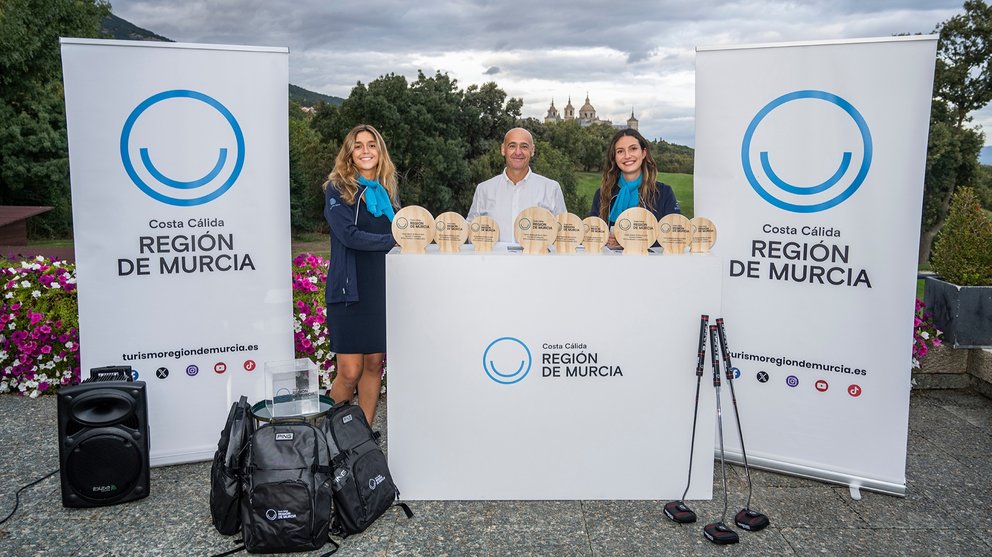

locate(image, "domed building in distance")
(544, 93), (638, 131)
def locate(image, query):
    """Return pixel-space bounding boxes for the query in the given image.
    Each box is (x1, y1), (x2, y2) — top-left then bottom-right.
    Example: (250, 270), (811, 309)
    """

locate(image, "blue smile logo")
(482, 337), (532, 384)
(120, 90), (245, 206)
(741, 90), (872, 213)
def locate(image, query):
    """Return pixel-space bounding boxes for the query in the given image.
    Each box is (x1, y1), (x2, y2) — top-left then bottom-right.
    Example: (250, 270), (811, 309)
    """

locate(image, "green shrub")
(931, 187), (992, 285)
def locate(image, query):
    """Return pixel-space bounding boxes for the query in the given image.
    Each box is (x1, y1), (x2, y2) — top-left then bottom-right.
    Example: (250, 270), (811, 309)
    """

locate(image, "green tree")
(921, 0), (992, 263)
(0, 0), (110, 237)
(532, 140), (582, 214)
(288, 102), (332, 233)
(310, 71), (521, 216)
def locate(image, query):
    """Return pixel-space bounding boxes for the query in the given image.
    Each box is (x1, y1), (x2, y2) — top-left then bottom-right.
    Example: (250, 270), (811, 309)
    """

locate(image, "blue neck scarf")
(609, 174), (642, 224)
(357, 176), (395, 222)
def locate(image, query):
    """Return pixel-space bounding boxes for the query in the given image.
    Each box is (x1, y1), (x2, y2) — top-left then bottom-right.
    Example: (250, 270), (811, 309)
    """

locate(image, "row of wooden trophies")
(391, 205), (717, 255)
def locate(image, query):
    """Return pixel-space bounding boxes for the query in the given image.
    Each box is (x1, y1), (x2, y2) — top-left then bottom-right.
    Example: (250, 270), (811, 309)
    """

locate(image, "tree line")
(290, 72), (692, 232)
(1, 0), (990, 265)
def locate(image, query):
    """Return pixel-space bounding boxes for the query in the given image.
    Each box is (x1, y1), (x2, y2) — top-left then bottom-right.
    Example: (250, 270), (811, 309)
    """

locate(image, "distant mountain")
(289, 84), (344, 107)
(981, 146), (992, 165)
(101, 13), (173, 42)
(101, 13), (343, 108)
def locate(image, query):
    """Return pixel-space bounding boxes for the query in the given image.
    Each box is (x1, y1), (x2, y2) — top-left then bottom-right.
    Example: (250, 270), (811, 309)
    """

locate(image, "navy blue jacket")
(589, 181), (681, 224)
(323, 184), (395, 304)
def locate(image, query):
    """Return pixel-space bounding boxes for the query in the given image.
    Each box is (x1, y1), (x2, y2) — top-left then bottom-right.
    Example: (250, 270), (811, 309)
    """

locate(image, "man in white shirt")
(467, 127), (567, 240)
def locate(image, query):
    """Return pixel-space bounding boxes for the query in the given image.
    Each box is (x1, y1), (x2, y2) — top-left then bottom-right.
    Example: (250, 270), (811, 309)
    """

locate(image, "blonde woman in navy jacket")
(323, 124), (398, 425)
(589, 128), (680, 249)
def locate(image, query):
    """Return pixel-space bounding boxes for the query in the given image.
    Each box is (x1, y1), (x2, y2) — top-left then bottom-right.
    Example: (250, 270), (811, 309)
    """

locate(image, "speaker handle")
(89, 366), (133, 382)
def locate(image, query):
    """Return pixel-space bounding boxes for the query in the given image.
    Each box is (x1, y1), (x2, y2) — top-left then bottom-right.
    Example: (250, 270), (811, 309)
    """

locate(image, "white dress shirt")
(466, 169), (567, 242)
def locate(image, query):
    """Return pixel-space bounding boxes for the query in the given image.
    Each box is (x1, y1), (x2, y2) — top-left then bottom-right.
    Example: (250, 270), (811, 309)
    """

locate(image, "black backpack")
(239, 419), (336, 554)
(210, 396), (254, 536)
(321, 402), (412, 535)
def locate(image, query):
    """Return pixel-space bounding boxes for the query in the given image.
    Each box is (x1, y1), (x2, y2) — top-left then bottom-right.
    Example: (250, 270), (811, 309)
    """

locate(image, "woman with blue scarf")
(590, 129), (681, 249)
(323, 124), (398, 425)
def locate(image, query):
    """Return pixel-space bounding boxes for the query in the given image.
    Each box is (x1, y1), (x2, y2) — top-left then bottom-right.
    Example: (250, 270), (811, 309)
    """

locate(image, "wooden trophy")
(581, 216), (609, 254)
(657, 214), (693, 255)
(689, 216), (718, 253)
(468, 215), (499, 252)
(435, 212), (469, 253)
(513, 207), (558, 255)
(391, 205), (435, 254)
(613, 207), (658, 256)
(554, 213), (583, 254)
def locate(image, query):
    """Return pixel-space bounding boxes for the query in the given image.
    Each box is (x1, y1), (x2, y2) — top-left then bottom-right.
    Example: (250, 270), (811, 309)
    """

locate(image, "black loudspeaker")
(57, 367), (150, 508)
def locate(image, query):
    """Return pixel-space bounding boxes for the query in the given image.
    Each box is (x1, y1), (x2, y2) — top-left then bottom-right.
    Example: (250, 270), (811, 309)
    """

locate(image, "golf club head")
(735, 508), (770, 531)
(703, 521), (739, 544)
(663, 500), (697, 523)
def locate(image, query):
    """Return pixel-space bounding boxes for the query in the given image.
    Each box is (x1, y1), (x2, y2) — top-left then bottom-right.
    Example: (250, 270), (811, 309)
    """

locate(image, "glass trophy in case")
(264, 358), (320, 418)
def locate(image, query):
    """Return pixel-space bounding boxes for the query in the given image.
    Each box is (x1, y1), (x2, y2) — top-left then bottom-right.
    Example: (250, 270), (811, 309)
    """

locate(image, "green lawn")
(575, 171), (694, 218)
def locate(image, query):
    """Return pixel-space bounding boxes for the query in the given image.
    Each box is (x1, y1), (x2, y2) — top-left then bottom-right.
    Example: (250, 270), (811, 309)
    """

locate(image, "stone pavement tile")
(909, 400), (971, 436)
(839, 485), (962, 530)
(916, 460), (992, 532)
(726, 487), (867, 530)
(916, 389), (992, 410)
(482, 522), (592, 557)
(906, 435), (943, 455)
(382, 500), (494, 557)
(0, 513), (102, 557)
(582, 503), (796, 557)
(781, 526), (992, 556)
(475, 500), (590, 556)
(941, 403), (992, 429)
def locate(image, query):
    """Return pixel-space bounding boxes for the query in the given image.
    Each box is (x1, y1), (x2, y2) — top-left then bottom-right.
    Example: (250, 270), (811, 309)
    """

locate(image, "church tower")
(544, 99), (562, 123)
(564, 96), (575, 120)
(578, 93), (596, 123)
(627, 109), (639, 131)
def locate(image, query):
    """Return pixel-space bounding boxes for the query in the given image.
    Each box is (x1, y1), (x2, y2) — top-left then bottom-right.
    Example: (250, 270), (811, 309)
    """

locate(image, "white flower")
(50, 283), (61, 290)
(7, 323), (13, 330)
(31, 290), (41, 298)
(65, 341), (74, 349)
(0, 351), (6, 360)
(921, 331), (930, 340)
(20, 280), (30, 288)
(29, 390), (39, 398)
(4, 292), (11, 299)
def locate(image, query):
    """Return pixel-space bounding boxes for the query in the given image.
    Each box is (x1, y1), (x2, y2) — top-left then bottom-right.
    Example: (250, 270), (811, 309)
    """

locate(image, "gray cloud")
(109, 0), (983, 146)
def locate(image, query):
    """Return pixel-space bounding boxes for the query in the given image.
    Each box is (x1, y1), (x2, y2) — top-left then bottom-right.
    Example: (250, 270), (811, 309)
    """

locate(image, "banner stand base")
(720, 450), (906, 497)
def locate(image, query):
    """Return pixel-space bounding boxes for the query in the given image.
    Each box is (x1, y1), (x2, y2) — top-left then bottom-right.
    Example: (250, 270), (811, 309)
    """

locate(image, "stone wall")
(913, 345), (992, 397)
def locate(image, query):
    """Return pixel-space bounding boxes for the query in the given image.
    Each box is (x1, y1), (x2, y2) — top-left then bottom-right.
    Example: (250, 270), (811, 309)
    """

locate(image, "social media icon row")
(136, 360), (257, 380)
(745, 371), (862, 397)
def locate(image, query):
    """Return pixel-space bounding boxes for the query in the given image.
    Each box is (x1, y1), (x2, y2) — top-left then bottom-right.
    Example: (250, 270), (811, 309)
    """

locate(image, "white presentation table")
(387, 246), (721, 500)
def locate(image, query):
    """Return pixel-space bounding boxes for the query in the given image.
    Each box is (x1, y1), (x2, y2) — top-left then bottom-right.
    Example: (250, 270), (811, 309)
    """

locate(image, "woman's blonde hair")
(597, 128), (658, 222)
(323, 124), (399, 207)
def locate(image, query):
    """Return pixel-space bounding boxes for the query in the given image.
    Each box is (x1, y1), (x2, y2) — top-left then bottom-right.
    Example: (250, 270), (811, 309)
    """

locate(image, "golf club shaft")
(710, 325), (729, 523)
(717, 318), (754, 509)
(680, 314), (709, 501)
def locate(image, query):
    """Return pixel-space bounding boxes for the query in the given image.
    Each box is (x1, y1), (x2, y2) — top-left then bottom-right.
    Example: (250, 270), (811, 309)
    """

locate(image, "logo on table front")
(120, 89), (245, 206)
(482, 337), (532, 384)
(741, 90), (872, 213)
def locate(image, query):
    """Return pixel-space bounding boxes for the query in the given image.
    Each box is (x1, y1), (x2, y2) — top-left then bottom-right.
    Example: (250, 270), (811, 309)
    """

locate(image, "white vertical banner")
(695, 36), (937, 495)
(61, 39), (293, 465)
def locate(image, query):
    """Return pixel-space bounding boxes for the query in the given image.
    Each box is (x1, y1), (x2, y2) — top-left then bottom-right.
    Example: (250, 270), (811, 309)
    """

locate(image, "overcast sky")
(108, 0), (989, 148)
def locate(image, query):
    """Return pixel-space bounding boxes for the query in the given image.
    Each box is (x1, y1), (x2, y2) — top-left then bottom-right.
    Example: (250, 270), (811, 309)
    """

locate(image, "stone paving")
(0, 389), (990, 556)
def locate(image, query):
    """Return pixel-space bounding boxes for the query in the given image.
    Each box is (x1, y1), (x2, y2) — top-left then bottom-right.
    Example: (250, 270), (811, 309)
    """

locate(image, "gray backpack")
(239, 420), (337, 554)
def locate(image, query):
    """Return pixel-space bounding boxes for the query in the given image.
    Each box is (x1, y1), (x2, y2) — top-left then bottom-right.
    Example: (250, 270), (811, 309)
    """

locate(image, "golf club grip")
(696, 315), (709, 377)
(716, 318), (733, 373)
(709, 325), (721, 386)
